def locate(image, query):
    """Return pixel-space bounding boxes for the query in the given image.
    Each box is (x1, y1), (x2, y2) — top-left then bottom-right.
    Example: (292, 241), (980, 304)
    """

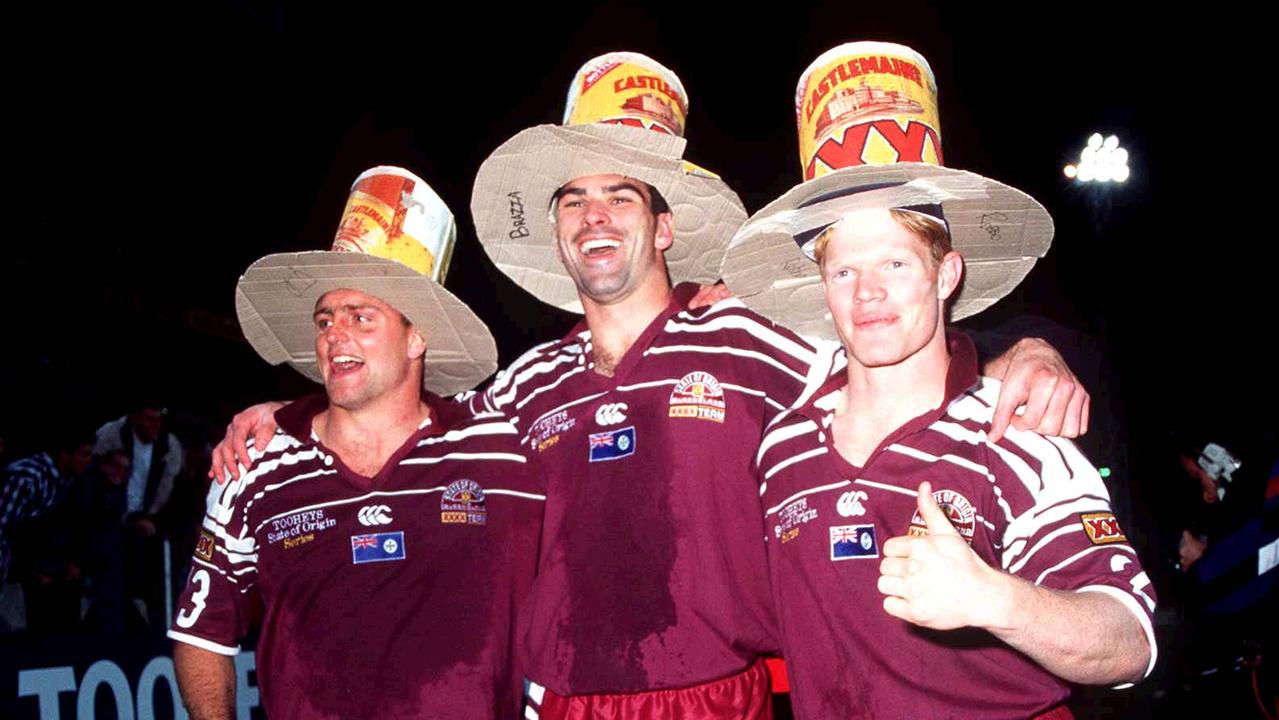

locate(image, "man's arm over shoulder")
(676, 298), (828, 418)
(985, 421), (1156, 684)
(461, 337), (581, 419)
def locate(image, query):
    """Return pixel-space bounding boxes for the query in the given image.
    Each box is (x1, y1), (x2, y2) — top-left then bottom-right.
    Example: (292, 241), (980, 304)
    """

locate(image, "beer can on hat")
(332, 166), (456, 283)
(563, 51), (689, 137)
(796, 41), (942, 181)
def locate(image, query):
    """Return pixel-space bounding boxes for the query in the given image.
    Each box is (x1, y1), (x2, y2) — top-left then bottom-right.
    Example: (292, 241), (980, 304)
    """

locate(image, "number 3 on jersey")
(175, 569), (211, 628)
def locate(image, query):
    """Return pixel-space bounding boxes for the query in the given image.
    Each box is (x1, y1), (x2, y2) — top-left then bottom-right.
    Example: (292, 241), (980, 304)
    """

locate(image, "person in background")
(0, 428), (95, 633)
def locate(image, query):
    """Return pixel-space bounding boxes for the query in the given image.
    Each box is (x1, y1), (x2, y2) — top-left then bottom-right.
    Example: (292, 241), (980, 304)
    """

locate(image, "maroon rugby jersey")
(470, 290), (821, 694)
(169, 396), (544, 720)
(756, 336), (1157, 719)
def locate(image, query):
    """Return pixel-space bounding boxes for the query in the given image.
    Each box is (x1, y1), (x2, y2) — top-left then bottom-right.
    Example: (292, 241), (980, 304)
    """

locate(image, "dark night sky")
(7, 3), (1273, 477)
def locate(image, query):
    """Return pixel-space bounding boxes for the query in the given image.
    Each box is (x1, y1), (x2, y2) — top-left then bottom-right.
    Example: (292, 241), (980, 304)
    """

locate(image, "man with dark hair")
(170, 168), (542, 720)
(92, 398), (184, 627)
(93, 398), (184, 539)
(0, 428), (95, 632)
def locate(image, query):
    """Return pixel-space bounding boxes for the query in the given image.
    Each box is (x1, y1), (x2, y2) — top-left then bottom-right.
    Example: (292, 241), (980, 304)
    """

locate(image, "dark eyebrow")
(551, 181), (646, 205)
(313, 302), (380, 318)
(604, 182), (645, 196)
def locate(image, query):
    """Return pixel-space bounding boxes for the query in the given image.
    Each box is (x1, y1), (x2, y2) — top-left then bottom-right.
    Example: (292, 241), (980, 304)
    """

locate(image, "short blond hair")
(813, 208), (952, 268)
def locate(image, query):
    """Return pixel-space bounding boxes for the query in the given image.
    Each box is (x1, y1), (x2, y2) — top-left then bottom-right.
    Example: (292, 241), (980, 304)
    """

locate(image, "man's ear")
(937, 251), (963, 301)
(654, 212), (674, 252)
(407, 328), (427, 361)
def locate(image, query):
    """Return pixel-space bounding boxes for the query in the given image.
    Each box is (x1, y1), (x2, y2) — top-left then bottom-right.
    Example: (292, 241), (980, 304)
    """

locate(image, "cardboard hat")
(721, 41), (1054, 341)
(235, 166), (498, 396)
(472, 51), (747, 313)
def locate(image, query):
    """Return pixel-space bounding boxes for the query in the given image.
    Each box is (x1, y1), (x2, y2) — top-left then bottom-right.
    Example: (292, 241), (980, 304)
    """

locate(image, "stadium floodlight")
(1064, 133), (1129, 184)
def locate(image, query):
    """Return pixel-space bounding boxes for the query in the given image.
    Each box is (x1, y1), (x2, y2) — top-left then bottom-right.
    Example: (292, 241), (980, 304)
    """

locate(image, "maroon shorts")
(526, 659), (772, 720)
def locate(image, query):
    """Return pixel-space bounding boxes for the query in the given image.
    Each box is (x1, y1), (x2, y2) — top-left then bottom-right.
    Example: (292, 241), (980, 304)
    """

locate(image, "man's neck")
(580, 284), (673, 377)
(314, 391), (429, 479)
(832, 331), (951, 467)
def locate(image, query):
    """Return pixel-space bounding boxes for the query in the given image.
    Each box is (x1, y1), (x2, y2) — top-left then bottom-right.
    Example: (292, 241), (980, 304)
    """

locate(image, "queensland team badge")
(668, 371), (726, 423)
(441, 479), (487, 525)
(588, 426), (636, 462)
(830, 524), (878, 560)
(908, 488), (976, 543)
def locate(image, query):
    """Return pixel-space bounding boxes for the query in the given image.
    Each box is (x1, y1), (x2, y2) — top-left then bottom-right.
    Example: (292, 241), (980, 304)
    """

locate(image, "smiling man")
(550, 175), (673, 311)
(738, 139), (1156, 719)
(169, 169), (542, 720)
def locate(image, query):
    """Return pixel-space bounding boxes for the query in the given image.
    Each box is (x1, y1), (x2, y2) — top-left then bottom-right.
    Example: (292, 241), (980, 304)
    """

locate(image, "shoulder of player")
(478, 335), (589, 409)
(940, 375), (1000, 427)
(403, 416), (542, 497)
(756, 408), (826, 477)
(659, 298), (818, 367)
(206, 431), (319, 508)
(405, 415), (526, 461)
(940, 376), (1106, 506)
(502, 336), (584, 378)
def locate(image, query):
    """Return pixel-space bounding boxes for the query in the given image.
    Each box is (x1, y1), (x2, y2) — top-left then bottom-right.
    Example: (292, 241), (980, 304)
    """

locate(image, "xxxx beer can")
(332, 166), (456, 282)
(564, 51), (689, 136)
(796, 41), (942, 180)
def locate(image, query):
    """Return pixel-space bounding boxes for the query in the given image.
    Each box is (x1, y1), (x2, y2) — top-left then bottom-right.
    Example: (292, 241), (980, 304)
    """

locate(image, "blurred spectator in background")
(75, 449), (134, 637)
(94, 398), (183, 629)
(1166, 430), (1277, 717)
(94, 398), (183, 534)
(0, 428), (95, 633)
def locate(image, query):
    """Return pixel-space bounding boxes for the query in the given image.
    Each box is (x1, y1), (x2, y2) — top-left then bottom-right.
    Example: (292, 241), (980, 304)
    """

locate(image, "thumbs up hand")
(878, 481), (1004, 631)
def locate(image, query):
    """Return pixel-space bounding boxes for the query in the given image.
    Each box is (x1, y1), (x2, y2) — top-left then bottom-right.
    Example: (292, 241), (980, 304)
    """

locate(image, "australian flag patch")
(588, 426), (636, 462)
(351, 531), (405, 564)
(830, 524), (878, 561)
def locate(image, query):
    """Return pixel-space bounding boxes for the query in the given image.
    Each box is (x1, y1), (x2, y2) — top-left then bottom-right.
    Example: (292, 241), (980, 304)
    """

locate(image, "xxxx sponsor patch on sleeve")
(1080, 512), (1127, 545)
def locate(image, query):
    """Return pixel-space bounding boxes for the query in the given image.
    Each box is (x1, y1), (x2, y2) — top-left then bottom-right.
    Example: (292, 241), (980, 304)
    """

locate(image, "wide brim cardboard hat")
(471, 51), (747, 313)
(235, 167), (498, 396)
(721, 42), (1053, 341)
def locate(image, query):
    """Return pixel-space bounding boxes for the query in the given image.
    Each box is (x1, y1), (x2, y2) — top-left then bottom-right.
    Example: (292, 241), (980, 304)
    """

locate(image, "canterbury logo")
(358, 505), (393, 526)
(837, 490), (868, 517)
(595, 402), (629, 426)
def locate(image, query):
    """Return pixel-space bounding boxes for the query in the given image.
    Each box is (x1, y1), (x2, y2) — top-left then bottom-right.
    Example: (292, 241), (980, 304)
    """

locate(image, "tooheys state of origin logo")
(441, 479), (487, 525)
